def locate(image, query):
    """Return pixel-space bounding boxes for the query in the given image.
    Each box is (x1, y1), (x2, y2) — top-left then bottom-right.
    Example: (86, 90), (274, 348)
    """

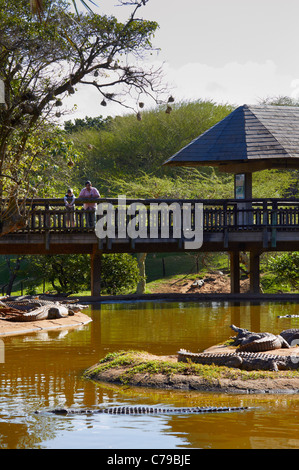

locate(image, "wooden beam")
(91, 251), (102, 296)
(249, 251), (261, 294)
(230, 251), (240, 294)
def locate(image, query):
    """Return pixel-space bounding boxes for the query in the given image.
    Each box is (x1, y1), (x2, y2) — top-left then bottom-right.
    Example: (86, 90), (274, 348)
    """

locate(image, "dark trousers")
(85, 209), (96, 228)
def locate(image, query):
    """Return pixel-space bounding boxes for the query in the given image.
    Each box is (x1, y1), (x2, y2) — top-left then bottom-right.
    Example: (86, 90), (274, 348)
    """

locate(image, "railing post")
(44, 203), (50, 229)
(262, 200), (268, 248)
(223, 201), (228, 248)
(44, 203), (50, 250)
(31, 204), (36, 230)
(271, 201), (277, 248)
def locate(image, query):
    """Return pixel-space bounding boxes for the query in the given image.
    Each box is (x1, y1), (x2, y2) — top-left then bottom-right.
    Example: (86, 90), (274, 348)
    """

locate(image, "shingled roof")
(163, 104), (299, 172)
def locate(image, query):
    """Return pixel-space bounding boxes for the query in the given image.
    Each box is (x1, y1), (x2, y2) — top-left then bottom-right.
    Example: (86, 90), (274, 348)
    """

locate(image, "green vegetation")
(1, 0), (298, 293)
(261, 252), (299, 293)
(0, 253), (140, 296)
(0, 0), (161, 223)
(100, 253), (140, 295)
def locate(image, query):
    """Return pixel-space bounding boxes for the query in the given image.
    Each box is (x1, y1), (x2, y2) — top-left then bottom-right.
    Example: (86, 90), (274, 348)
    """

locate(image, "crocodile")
(0, 296), (87, 322)
(177, 349), (299, 371)
(230, 324), (290, 352)
(37, 405), (251, 415)
(278, 315), (299, 318)
(279, 328), (299, 346)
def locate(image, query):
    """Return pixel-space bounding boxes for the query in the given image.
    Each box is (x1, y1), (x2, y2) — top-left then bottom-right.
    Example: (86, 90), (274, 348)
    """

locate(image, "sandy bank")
(0, 310), (92, 336)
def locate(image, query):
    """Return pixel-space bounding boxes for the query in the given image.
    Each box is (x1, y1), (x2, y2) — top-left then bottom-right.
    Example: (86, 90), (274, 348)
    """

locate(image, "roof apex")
(163, 104), (299, 172)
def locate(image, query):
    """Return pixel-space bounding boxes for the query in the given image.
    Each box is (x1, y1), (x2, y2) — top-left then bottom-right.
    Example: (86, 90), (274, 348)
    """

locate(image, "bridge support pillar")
(229, 251), (240, 294)
(91, 252), (102, 296)
(249, 251), (260, 294)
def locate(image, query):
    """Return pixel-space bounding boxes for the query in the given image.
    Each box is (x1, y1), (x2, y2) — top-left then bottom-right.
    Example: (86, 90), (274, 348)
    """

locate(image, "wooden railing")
(6, 197), (299, 235)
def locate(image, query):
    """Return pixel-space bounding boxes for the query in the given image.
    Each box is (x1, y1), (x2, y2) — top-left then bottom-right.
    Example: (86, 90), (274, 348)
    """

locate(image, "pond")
(0, 300), (299, 449)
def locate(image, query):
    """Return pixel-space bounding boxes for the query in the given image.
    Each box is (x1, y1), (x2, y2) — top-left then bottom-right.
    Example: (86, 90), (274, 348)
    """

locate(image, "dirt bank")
(149, 272), (250, 294)
(84, 351), (299, 395)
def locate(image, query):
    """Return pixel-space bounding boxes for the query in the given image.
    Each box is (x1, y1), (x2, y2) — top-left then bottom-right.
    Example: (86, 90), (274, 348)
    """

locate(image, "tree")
(24, 252), (140, 294)
(101, 253), (140, 295)
(0, 0), (163, 233)
(30, 0), (99, 18)
(26, 254), (91, 293)
(2, 255), (25, 295)
(64, 115), (112, 134)
(268, 252), (299, 290)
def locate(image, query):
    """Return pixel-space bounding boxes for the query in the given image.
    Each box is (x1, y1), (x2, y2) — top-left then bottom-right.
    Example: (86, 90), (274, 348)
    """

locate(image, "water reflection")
(0, 300), (298, 448)
(98, 300), (299, 354)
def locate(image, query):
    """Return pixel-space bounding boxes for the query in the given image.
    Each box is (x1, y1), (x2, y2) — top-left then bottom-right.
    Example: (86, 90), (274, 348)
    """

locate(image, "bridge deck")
(0, 197), (298, 254)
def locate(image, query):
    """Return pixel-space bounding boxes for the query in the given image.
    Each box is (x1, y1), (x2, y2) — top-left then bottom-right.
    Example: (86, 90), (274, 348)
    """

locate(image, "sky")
(64, 0), (299, 120)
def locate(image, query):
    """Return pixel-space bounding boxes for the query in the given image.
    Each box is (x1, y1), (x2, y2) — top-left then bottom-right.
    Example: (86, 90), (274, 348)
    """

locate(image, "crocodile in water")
(37, 405), (252, 415)
(278, 315), (299, 318)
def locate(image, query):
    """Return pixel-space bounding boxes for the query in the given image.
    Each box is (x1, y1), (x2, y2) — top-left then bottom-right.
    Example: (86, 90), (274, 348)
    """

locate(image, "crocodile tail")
(276, 335), (290, 349)
(177, 350), (223, 365)
(45, 405), (251, 415)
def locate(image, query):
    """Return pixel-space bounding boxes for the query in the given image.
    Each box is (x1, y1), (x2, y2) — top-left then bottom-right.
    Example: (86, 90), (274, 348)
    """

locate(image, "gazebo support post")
(244, 172), (252, 199)
(229, 251), (240, 294)
(234, 172), (253, 225)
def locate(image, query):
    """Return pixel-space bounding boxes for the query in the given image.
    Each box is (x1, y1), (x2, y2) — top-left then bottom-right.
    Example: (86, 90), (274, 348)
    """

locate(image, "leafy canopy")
(0, 0), (163, 232)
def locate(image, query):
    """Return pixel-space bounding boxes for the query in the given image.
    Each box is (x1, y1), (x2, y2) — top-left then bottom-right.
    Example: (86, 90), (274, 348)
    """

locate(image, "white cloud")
(291, 79), (299, 99)
(162, 59), (295, 106)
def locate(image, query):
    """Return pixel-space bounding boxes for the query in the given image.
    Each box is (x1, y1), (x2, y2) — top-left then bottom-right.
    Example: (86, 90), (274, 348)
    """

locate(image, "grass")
(83, 350), (299, 386)
(144, 252), (229, 283)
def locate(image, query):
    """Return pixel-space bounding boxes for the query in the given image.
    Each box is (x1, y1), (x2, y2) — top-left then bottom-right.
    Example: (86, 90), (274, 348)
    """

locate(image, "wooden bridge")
(1, 196), (298, 295)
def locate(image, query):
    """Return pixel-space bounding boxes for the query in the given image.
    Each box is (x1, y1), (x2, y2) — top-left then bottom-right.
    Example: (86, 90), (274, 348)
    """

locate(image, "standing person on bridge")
(79, 181), (100, 228)
(64, 188), (76, 228)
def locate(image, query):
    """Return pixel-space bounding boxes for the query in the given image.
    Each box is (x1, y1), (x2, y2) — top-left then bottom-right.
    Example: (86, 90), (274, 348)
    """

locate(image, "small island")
(84, 325), (299, 394)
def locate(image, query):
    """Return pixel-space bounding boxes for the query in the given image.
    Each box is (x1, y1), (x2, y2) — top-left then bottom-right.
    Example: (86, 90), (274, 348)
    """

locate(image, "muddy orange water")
(1, 300), (299, 449)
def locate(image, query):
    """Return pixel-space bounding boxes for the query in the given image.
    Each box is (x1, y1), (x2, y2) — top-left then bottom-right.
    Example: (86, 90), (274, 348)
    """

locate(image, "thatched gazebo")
(164, 104), (299, 197)
(163, 104), (299, 293)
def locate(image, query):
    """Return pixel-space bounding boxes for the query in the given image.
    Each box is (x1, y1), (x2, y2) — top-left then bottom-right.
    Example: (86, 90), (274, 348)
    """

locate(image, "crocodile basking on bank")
(279, 328), (299, 345)
(230, 324), (290, 352)
(0, 295), (87, 322)
(177, 325), (299, 371)
(177, 349), (299, 371)
(37, 405), (251, 415)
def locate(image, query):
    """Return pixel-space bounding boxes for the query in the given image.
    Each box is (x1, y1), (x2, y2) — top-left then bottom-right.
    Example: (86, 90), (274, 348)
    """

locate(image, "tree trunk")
(5, 255), (23, 295)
